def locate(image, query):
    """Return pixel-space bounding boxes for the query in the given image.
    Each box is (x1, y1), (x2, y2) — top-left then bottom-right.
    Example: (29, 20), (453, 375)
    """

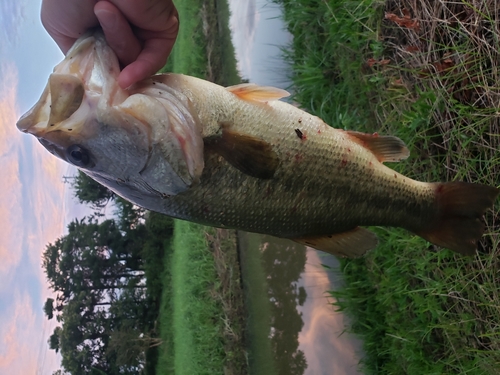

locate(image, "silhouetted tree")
(71, 170), (115, 209)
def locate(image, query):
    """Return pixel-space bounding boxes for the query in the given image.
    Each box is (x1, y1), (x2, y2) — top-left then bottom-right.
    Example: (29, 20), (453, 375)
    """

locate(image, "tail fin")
(415, 182), (499, 255)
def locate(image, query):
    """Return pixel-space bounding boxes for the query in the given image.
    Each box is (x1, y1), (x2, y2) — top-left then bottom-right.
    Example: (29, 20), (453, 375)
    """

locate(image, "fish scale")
(17, 31), (499, 257)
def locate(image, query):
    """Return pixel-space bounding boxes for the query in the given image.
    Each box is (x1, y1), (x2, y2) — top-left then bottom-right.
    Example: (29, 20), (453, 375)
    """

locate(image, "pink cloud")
(298, 249), (364, 375)
(0, 63), (24, 278)
(0, 293), (39, 373)
(0, 60), (67, 374)
(29, 143), (67, 267)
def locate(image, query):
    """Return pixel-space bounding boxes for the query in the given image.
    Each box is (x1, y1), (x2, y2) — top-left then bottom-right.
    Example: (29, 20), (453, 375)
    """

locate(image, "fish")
(17, 31), (499, 257)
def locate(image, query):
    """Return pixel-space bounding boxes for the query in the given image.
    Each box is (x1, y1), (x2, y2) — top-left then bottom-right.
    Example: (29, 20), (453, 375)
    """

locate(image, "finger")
(106, 0), (178, 32)
(94, 1), (141, 66)
(117, 37), (175, 89)
(41, 0), (99, 53)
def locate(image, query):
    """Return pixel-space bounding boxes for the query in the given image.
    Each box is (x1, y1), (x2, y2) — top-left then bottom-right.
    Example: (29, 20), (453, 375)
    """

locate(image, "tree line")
(43, 172), (173, 374)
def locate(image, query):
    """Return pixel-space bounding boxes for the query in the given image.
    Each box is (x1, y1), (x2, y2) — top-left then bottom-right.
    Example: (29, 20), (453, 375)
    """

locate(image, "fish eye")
(66, 145), (91, 167)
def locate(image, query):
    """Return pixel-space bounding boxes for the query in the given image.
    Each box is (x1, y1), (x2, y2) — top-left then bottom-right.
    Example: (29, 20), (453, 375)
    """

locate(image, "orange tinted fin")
(346, 130), (410, 162)
(48, 73), (85, 125)
(415, 182), (499, 255)
(293, 227), (378, 258)
(226, 83), (290, 103)
(205, 124), (279, 179)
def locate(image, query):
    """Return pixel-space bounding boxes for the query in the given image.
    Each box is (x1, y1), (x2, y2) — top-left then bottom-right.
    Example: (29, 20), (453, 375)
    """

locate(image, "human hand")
(41, 0), (179, 89)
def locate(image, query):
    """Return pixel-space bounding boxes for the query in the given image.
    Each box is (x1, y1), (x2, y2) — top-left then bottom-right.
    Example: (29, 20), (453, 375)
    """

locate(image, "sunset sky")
(0, 1), (77, 374)
(1, 1), (361, 374)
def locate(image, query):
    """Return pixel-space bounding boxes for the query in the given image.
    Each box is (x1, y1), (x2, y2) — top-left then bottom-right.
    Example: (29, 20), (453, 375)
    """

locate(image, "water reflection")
(261, 240), (308, 374)
(238, 232), (363, 375)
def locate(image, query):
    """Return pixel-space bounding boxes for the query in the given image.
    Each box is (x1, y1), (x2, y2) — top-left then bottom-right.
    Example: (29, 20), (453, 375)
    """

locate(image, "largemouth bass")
(17, 32), (498, 257)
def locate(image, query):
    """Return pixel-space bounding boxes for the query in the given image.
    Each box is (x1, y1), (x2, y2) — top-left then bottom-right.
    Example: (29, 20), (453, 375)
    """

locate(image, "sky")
(0, 1), (360, 374)
(228, 0), (293, 89)
(0, 1), (84, 374)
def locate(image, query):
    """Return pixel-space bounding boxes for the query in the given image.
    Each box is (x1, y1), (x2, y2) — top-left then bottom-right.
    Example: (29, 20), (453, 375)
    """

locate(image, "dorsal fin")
(346, 130), (410, 162)
(293, 227), (378, 258)
(226, 83), (290, 103)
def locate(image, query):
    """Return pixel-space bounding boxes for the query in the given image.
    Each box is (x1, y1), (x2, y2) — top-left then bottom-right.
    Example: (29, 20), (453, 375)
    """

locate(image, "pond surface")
(238, 232), (364, 375)
(229, 1), (365, 373)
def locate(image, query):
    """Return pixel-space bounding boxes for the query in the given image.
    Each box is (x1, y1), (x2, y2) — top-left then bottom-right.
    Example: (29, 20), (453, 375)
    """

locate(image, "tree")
(71, 170), (115, 209)
(42, 217), (149, 332)
(42, 216), (162, 374)
(41, 194), (175, 374)
(48, 326), (62, 353)
(44, 297), (55, 320)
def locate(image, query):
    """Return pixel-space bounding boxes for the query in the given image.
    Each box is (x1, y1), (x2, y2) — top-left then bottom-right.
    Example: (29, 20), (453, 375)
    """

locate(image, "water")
(238, 232), (364, 375)
(228, 0), (294, 89)
(228, 1), (365, 373)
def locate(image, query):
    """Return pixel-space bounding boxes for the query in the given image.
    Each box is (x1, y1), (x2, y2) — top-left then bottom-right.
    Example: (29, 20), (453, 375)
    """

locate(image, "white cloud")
(0, 0), (25, 54)
(0, 63), (24, 277)
(228, 0), (260, 78)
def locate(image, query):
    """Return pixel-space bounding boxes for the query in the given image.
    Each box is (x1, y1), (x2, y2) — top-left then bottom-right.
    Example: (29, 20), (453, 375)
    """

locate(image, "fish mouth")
(17, 74), (87, 136)
(16, 31), (122, 138)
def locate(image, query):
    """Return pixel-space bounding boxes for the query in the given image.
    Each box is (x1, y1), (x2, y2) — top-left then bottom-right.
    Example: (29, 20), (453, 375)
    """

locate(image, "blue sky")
(0, 1), (362, 374)
(0, 1), (79, 373)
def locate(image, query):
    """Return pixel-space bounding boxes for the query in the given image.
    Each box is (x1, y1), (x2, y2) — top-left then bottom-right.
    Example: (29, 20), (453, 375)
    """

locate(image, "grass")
(160, 0), (241, 85)
(237, 232), (277, 375)
(155, 222), (247, 375)
(155, 1), (247, 373)
(274, 0), (500, 374)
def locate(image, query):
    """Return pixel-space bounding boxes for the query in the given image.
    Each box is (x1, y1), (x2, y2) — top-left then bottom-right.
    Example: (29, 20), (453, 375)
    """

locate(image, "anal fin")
(346, 130), (410, 162)
(205, 124), (279, 179)
(293, 227), (378, 258)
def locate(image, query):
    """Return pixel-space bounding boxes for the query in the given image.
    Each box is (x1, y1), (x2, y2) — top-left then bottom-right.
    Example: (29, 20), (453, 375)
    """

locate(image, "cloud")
(0, 63), (20, 153)
(0, 63), (24, 276)
(0, 292), (39, 373)
(228, 0), (260, 78)
(0, 59), (66, 374)
(297, 249), (364, 375)
(0, 0), (25, 53)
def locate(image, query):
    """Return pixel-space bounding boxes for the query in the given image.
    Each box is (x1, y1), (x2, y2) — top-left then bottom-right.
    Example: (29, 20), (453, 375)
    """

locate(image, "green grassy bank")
(275, 0), (500, 374)
(155, 0), (247, 374)
(156, 222), (247, 375)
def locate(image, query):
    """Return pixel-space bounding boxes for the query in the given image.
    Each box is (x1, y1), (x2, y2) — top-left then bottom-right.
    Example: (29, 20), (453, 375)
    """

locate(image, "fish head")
(17, 31), (204, 203)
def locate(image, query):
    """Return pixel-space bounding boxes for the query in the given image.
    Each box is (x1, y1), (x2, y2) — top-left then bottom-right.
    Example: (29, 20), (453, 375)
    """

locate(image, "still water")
(228, 1), (365, 373)
(238, 232), (364, 375)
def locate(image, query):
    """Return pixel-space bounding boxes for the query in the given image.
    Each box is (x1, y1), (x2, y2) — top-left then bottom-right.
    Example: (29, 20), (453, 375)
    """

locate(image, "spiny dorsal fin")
(205, 123), (279, 179)
(293, 227), (378, 258)
(346, 130), (409, 163)
(226, 83), (290, 103)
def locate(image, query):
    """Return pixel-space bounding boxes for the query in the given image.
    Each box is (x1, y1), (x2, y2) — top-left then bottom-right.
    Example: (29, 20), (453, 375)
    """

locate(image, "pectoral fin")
(226, 83), (290, 103)
(205, 125), (279, 179)
(346, 131), (409, 162)
(293, 227), (378, 258)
